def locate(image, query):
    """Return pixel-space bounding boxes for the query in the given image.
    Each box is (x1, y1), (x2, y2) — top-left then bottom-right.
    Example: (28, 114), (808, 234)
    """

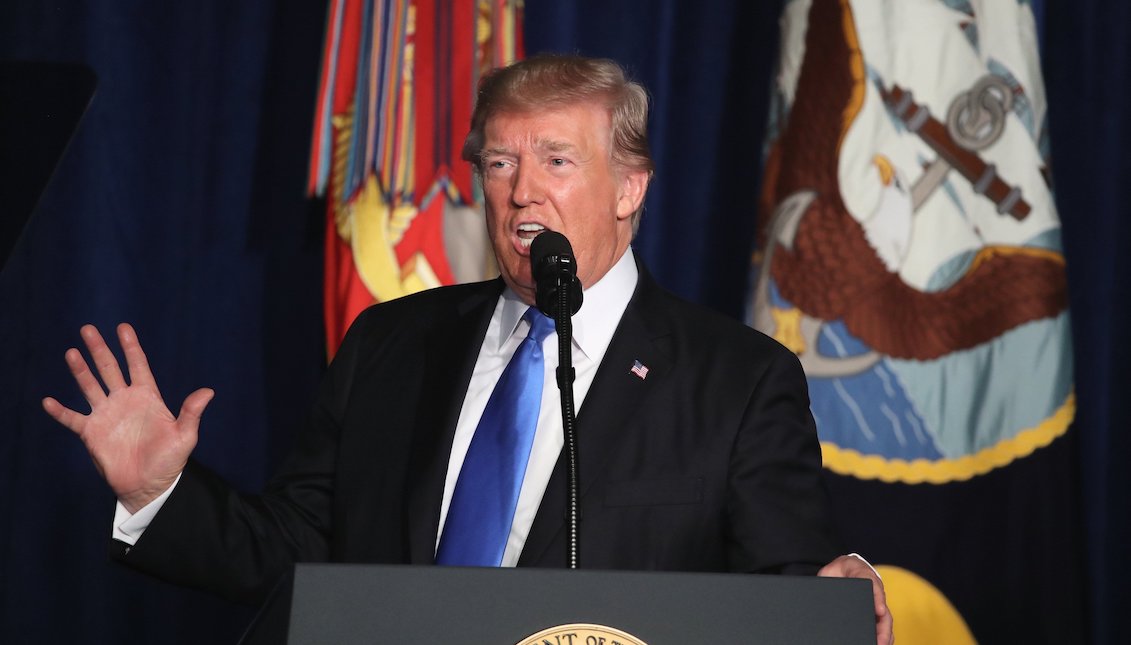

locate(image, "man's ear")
(616, 169), (650, 220)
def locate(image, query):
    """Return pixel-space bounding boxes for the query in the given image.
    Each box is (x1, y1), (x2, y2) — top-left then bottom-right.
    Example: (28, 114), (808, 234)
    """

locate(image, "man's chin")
(499, 273), (537, 305)
(513, 286), (537, 306)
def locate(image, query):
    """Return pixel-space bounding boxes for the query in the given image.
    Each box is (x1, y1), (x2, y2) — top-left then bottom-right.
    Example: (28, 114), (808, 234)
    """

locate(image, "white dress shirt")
(113, 247), (640, 566)
(437, 248), (638, 566)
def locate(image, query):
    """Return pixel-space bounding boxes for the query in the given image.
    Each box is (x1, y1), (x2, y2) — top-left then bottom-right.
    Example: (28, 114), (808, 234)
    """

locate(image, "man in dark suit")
(44, 55), (892, 643)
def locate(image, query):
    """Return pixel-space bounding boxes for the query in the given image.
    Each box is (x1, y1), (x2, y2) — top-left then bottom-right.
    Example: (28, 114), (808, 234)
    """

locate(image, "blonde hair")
(462, 54), (654, 228)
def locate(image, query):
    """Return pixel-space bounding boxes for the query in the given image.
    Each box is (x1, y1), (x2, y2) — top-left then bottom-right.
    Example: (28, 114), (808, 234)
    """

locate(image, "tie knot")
(523, 307), (556, 343)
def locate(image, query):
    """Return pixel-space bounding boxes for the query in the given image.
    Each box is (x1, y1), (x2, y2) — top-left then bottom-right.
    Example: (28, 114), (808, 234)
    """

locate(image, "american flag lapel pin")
(630, 359), (649, 380)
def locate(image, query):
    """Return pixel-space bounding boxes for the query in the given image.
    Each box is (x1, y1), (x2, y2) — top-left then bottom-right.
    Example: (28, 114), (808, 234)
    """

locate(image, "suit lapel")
(405, 280), (502, 563)
(518, 268), (674, 566)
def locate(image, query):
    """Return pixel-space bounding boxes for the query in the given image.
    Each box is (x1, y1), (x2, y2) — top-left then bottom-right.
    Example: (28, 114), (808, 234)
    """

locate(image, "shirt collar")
(495, 247), (639, 361)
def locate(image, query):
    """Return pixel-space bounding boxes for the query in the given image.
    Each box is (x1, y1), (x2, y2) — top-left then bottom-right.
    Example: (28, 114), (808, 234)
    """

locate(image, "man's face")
(480, 102), (648, 305)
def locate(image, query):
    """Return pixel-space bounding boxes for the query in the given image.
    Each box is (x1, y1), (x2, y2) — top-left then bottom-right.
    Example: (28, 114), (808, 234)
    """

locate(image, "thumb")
(177, 387), (215, 432)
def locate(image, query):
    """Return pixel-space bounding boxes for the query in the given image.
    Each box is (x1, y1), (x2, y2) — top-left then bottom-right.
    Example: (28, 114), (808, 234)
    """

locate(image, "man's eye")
(550, 158), (567, 166)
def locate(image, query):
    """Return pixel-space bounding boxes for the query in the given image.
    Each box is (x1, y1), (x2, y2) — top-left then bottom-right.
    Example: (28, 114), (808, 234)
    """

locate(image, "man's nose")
(511, 164), (545, 207)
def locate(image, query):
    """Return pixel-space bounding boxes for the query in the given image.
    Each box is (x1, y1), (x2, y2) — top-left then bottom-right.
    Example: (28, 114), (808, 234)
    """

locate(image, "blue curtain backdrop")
(0, 1), (1126, 643)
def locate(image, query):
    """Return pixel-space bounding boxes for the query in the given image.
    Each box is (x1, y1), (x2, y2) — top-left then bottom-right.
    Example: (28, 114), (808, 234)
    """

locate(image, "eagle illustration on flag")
(749, 1), (1079, 639)
(750, 0), (1072, 483)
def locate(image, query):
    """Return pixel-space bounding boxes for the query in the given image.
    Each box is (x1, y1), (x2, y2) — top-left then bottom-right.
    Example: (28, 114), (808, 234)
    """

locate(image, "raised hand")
(42, 323), (214, 513)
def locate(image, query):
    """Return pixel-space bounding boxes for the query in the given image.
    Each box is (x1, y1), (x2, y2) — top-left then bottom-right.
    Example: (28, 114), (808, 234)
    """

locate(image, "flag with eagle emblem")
(749, 0), (1083, 641)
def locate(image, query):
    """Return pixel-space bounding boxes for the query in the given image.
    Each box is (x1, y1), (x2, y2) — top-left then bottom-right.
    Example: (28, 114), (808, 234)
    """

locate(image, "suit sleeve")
(725, 344), (841, 575)
(109, 311), (372, 604)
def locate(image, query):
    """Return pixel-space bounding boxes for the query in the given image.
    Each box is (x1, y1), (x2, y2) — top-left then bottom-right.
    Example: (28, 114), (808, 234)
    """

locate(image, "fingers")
(63, 323), (157, 398)
(81, 324), (127, 391)
(873, 580), (893, 645)
(117, 323), (157, 389)
(818, 555), (893, 645)
(65, 324), (129, 406)
(864, 570), (892, 645)
(42, 396), (86, 434)
(177, 388), (215, 432)
(53, 322), (158, 417)
(65, 346), (109, 405)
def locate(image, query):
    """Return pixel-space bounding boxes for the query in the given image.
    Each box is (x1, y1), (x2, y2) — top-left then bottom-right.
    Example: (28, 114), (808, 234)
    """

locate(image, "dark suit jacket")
(115, 262), (840, 603)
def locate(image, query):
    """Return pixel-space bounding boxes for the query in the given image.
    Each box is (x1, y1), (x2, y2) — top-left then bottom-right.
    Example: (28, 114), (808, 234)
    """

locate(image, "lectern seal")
(516, 623), (648, 645)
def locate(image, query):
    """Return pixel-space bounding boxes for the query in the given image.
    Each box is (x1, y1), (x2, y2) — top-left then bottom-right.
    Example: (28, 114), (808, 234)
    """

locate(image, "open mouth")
(517, 223), (546, 248)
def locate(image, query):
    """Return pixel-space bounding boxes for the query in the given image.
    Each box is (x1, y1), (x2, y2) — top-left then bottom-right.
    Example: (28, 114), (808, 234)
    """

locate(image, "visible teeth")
(517, 223), (546, 248)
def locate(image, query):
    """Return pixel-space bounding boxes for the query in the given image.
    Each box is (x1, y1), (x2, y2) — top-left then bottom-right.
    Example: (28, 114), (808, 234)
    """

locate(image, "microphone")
(529, 230), (583, 569)
(530, 231), (583, 318)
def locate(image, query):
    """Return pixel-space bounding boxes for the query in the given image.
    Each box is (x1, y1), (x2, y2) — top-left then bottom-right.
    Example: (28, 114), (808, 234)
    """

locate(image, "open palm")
(42, 323), (213, 513)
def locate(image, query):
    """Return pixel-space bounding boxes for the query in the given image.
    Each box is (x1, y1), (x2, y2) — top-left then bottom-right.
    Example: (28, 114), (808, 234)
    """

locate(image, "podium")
(241, 564), (874, 644)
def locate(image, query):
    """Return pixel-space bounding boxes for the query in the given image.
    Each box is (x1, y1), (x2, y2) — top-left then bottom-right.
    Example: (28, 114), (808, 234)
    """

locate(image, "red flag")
(309, 0), (523, 356)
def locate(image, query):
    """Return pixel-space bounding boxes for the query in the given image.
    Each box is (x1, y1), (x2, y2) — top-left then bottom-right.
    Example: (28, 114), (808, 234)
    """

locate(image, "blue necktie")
(436, 307), (556, 566)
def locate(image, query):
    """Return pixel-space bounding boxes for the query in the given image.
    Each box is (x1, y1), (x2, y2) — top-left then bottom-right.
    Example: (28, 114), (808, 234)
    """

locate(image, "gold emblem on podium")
(517, 623), (648, 645)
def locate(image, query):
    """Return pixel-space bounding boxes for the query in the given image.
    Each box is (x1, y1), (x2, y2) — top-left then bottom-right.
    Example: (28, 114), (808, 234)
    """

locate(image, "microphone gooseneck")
(529, 231), (582, 570)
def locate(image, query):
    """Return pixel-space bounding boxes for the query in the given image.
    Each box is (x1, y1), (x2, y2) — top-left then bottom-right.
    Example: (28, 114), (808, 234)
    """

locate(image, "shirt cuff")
(111, 473), (182, 546)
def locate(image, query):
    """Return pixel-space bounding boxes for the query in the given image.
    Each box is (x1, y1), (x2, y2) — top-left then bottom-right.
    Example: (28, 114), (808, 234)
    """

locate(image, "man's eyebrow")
(539, 139), (575, 153)
(480, 139), (577, 159)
